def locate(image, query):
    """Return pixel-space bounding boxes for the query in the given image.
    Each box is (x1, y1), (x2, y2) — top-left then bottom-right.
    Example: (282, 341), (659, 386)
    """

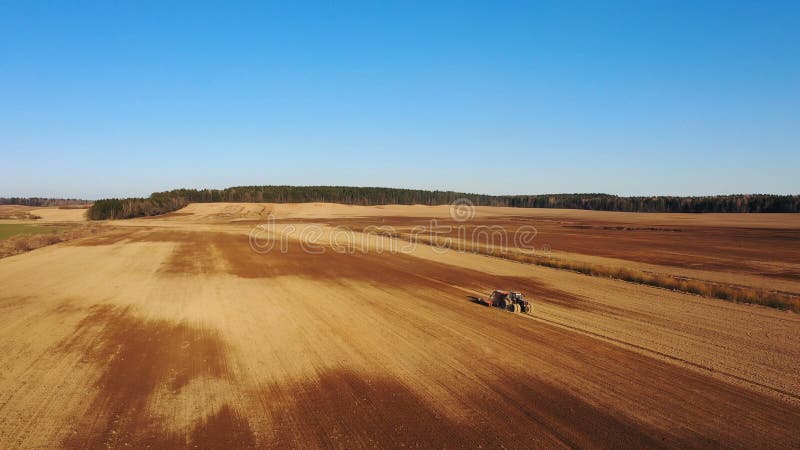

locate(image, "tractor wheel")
(500, 299), (509, 309)
(522, 304), (532, 313)
(512, 304), (521, 313)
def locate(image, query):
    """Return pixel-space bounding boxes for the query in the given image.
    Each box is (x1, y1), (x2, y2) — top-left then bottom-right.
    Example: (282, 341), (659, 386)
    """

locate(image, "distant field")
(0, 205), (41, 220)
(0, 223), (65, 240)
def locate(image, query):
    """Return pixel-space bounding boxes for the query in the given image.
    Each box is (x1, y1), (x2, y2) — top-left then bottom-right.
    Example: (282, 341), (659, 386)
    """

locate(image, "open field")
(0, 206), (94, 258)
(1, 203), (799, 448)
(0, 205), (88, 223)
(0, 206), (41, 221)
(0, 224), (68, 240)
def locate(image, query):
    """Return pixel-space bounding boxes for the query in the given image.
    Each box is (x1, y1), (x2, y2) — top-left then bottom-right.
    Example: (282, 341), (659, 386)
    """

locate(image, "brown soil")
(330, 215), (800, 283)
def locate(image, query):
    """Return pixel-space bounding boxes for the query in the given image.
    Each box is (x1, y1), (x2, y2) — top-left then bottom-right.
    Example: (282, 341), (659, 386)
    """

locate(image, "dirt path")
(1, 205), (799, 448)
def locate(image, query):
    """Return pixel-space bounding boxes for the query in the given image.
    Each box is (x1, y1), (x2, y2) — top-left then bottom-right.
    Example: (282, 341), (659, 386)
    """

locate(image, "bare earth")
(1, 203), (799, 448)
(0, 205), (88, 223)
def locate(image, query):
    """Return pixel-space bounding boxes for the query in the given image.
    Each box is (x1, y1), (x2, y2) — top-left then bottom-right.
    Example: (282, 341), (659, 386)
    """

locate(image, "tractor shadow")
(467, 295), (487, 306)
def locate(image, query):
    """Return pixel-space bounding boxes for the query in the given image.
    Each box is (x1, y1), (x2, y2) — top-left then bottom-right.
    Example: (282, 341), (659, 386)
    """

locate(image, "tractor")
(481, 290), (531, 313)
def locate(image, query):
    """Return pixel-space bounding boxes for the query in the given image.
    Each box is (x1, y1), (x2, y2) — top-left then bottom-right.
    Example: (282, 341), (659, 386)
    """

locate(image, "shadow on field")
(467, 295), (484, 304)
(56, 306), (674, 449)
(256, 368), (677, 449)
(58, 305), (254, 449)
(53, 304), (800, 448)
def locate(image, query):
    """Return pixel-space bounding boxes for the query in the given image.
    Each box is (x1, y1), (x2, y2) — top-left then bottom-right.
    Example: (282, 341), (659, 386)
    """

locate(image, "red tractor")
(480, 290), (531, 313)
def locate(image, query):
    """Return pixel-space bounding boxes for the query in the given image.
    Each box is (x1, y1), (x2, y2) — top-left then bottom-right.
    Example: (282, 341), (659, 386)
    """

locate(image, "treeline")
(1, 197), (92, 207)
(159, 186), (505, 206)
(86, 187), (503, 219)
(86, 186), (800, 220)
(505, 193), (800, 213)
(86, 193), (189, 220)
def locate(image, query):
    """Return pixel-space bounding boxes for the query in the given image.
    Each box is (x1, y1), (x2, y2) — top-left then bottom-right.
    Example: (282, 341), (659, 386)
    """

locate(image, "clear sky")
(1, 1), (798, 199)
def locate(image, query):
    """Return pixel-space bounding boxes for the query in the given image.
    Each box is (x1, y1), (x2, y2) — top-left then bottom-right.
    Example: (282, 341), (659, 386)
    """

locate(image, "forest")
(82, 186), (800, 220)
(0, 198), (91, 207)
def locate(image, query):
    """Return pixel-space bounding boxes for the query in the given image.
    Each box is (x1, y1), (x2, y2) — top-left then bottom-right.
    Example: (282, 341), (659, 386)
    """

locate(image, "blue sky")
(1, 1), (798, 199)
